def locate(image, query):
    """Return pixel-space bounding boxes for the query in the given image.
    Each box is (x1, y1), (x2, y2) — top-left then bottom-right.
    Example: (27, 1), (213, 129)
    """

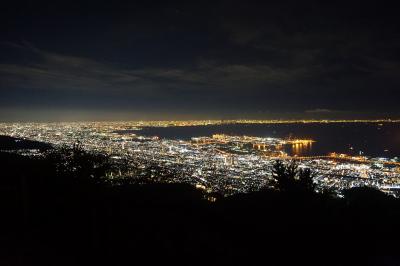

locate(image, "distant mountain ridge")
(0, 135), (52, 151)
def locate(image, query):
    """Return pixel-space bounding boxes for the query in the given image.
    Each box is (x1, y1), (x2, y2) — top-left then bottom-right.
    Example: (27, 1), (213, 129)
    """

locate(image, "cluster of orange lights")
(286, 139), (315, 145)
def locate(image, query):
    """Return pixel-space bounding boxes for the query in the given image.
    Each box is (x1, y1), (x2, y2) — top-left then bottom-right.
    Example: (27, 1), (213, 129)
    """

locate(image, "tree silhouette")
(45, 141), (112, 185)
(297, 167), (316, 192)
(272, 160), (315, 193)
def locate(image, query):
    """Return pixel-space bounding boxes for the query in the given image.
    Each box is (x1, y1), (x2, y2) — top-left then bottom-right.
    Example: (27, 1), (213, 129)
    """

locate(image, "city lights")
(1, 120), (399, 196)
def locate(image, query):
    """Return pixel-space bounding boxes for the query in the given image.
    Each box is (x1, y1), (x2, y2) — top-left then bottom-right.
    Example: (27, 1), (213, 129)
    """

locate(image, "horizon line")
(1, 118), (400, 124)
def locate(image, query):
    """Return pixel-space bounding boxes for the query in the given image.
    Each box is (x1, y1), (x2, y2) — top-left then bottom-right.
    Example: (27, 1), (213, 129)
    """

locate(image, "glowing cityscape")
(1, 120), (399, 197)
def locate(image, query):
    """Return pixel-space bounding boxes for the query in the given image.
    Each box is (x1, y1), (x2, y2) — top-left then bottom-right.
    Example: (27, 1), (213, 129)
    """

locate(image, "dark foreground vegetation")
(1, 136), (400, 265)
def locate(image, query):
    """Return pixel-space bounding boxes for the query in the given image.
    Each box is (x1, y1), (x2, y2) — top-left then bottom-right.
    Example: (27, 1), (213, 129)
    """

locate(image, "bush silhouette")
(272, 160), (315, 193)
(44, 141), (112, 185)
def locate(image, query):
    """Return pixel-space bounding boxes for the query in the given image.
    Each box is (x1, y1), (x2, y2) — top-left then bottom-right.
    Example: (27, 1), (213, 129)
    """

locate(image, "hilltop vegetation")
(1, 136), (400, 265)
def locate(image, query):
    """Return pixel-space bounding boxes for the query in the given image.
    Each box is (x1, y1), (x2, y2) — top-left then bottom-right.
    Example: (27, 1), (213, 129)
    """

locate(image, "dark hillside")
(0, 136), (399, 265)
(0, 135), (52, 151)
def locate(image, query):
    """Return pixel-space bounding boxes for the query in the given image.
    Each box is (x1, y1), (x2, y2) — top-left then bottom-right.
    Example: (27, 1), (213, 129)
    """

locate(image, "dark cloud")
(1, 1), (400, 120)
(305, 109), (334, 114)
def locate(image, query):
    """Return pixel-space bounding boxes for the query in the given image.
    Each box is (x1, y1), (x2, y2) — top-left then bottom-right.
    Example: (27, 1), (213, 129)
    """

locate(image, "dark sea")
(132, 123), (400, 158)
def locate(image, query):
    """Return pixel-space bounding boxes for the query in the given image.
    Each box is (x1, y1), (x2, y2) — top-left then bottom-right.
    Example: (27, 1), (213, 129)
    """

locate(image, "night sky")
(1, 1), (400, 121)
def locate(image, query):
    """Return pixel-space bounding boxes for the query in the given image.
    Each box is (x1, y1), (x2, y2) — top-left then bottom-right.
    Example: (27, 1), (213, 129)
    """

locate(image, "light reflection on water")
(291, 142), (313, 156)
(127, 123), (400, 158)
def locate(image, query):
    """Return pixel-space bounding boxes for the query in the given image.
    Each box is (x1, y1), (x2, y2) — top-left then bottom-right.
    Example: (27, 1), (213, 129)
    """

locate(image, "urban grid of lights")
(0, 120), (399, 197)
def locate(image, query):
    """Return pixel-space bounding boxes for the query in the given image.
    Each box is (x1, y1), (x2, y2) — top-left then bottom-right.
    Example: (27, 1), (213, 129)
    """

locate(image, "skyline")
(1, 1), (400, 121)
(1, 117), (400, 124)
(2, 120), (400, 196)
